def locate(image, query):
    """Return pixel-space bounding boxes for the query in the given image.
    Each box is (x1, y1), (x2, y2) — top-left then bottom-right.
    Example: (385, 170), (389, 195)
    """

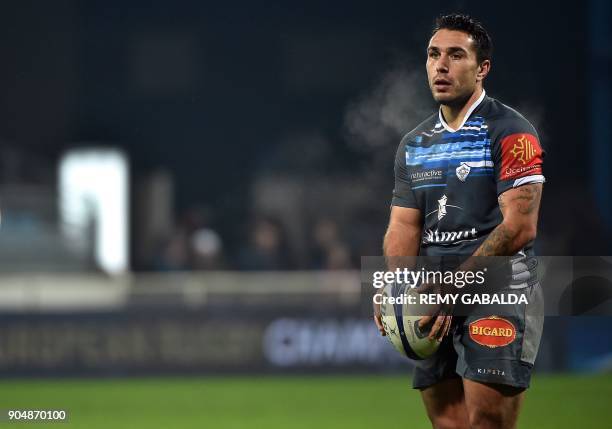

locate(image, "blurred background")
(0, 0), (610, 427)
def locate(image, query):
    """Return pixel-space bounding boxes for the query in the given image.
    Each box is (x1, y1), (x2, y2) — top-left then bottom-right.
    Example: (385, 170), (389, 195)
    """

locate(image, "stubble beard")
(433, 89), (472, 110)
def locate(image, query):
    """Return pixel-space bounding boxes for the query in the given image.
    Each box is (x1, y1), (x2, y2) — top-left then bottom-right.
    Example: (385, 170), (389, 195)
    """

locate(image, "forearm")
(383, 223), (421, 270)
(461, 184), (541, 270)
(457, 223), (533, 274)
(473, 221), (533, 257)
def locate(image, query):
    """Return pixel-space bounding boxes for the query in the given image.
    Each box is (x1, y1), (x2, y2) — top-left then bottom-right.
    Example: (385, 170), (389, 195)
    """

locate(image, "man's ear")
(477, 60), (491, 82)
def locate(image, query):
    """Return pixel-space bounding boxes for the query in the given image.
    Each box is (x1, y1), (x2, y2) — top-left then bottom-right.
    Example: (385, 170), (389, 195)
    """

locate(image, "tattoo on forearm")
(475, 223), (515, 256)
(481, 184), (542, 256)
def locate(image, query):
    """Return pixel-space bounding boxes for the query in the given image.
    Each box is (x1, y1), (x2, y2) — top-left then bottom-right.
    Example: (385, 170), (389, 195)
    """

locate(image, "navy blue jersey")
(392, 91), (545, 257)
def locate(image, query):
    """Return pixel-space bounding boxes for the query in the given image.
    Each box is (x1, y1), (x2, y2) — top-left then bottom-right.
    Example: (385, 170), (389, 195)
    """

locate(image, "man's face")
(426, 29), (486, 106)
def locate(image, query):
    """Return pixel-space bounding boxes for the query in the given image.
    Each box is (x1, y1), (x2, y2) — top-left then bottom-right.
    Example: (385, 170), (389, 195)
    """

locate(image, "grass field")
(1, 374), (611, 428)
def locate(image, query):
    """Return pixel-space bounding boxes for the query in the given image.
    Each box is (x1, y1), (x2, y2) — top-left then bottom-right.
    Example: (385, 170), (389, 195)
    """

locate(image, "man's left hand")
(415, 281), (453, 340)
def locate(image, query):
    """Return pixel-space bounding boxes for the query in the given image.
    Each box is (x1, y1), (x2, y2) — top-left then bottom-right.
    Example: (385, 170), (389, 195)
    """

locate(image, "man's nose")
(436, 55), (449, 73)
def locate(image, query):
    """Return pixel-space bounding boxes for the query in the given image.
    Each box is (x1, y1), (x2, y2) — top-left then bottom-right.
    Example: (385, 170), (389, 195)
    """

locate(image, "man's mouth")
(433, 78), (452, 89)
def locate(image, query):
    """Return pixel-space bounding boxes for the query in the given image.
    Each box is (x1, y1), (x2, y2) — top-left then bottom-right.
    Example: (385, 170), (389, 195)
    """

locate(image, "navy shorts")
(412, 283), (544, 390)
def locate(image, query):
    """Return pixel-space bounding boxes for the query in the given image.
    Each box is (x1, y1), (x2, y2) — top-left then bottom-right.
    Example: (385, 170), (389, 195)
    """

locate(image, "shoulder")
(398, 112), (438, 147)
(394, 113), (438, 164)
(482, 97), (546, 178)
(480, 97), (539, 137)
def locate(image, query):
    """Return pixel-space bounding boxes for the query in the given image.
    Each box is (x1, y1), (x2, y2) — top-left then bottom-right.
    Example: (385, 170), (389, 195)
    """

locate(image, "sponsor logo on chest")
(422, 195), (478, 245)
(410, 169), (444, 184)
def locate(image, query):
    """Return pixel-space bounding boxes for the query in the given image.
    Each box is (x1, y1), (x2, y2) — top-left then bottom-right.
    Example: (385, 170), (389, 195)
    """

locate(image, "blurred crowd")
(151, 209), (356, 271)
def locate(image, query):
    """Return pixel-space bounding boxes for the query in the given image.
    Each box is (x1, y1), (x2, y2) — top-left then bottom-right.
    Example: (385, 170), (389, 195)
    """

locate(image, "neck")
(440, 87), (484, 130)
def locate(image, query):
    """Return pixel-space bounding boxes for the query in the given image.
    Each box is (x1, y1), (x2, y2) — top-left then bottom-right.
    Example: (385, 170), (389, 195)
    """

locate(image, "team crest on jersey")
(455, 163), (471, 182)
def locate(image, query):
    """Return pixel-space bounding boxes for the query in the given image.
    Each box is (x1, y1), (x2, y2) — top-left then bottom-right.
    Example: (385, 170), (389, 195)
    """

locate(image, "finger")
(373, 315), (382, 330)
(439, 316), (452, 339)
(440, 314), (453, 340)
(373, 315), (386, 336)
(428, 315), (445, 340)
(444, 316), (453, 337)
(418, 315), (433, 329)
(441, 316), (450, 338)
(433, 316), (449, 341)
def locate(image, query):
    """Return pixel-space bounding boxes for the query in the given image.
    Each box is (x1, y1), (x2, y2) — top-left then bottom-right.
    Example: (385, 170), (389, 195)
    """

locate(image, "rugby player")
(374, 14), (545, 429)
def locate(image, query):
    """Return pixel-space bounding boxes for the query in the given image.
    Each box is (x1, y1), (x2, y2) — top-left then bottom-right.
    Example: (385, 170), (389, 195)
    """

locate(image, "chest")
(406, 120), (493, 191)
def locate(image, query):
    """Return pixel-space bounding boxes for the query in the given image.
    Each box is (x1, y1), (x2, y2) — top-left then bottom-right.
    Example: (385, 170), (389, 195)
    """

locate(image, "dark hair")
(432, 13), (492, 64)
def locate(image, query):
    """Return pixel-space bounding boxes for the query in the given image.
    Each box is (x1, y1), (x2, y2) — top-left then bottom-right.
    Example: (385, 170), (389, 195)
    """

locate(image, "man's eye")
(429, 52), (440, 58)
(451, 54), (463, 60)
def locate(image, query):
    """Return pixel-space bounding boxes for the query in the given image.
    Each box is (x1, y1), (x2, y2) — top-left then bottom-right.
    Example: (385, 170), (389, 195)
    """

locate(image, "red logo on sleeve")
(499, 133), (543, 180)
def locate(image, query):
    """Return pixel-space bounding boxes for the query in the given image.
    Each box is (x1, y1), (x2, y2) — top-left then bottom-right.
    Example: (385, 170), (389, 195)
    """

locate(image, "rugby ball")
(379, 282), (440, 360)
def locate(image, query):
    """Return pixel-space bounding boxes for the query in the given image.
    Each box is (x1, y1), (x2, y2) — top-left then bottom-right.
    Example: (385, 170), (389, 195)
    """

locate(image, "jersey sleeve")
(492, 116), (545, 195)
(391, 137), (419, 209)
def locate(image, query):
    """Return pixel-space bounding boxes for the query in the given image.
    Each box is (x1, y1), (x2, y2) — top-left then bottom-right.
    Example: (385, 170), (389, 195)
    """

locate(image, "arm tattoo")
(498, 184), (541, 216)
(479, 184), (542, 256)
(475, 223), (515, 256)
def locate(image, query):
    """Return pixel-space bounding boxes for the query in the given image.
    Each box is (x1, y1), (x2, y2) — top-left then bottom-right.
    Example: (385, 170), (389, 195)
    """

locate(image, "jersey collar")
(438, 89), (486, 133)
